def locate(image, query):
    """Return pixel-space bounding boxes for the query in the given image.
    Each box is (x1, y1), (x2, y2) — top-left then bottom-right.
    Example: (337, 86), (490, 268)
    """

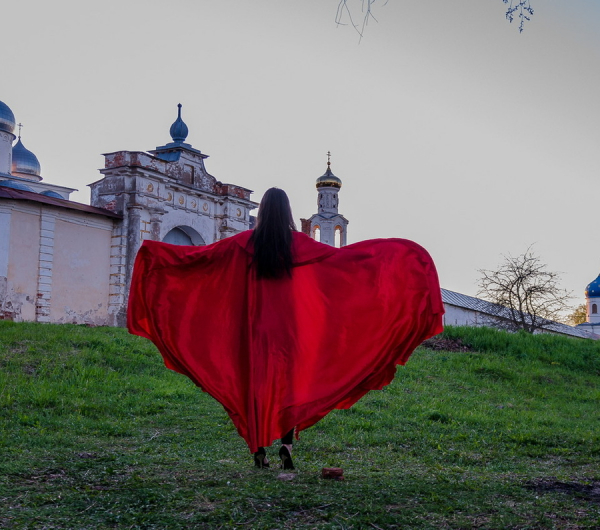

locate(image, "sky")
(3, 0), (599, 308)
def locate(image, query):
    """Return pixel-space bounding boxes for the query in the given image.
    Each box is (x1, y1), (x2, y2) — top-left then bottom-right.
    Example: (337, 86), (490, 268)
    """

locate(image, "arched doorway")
(163, 226), (205, 246)
(312, 225), (321, 242)
(334, 225), (343, 248)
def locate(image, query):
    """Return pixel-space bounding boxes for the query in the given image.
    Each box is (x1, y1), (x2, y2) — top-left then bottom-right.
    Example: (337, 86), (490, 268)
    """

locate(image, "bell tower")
(304, 152), (348, 247)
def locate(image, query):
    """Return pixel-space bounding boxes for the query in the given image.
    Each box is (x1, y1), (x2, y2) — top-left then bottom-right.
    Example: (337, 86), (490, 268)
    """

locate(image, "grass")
(0, 321), (599, 529)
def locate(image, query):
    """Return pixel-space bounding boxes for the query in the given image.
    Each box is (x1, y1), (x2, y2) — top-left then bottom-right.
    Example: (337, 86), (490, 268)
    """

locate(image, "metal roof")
(441, 288), (493, 313)
(441, 288), (596, 340)
(0, 186), (122, 219)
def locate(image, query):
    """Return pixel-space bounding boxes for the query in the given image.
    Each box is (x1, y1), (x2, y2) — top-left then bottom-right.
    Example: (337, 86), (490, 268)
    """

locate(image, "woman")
(247, 188), (299, 469)
(128, 188), (444, 469)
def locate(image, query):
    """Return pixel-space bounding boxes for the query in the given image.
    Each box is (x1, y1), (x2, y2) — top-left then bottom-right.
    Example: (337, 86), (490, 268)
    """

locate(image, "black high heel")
(254, 447), (270, 468)
(279, 445), (295, 470)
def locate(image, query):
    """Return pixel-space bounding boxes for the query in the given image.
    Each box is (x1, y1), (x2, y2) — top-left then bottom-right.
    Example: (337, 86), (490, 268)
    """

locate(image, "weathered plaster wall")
(443, 304), (484, 327)
(50, 218), (112, 325)
(3, 209), (39, 320)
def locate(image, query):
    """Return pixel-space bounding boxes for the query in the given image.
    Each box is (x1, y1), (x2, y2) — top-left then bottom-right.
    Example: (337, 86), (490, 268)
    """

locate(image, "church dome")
(316, 166), (342, 189)
(12, 138), (41, 177)
(0, 100), (16, 134)
(585, 274), (600, 298)
(169, 103), (188, 143)
(0, 179), (34, 192)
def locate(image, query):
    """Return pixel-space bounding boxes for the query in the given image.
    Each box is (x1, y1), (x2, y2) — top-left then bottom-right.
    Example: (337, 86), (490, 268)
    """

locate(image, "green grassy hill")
(0, 321), (599, 529)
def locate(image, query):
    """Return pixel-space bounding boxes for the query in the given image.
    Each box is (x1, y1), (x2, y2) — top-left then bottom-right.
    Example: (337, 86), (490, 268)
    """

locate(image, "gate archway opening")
(163, 226), (205, 246)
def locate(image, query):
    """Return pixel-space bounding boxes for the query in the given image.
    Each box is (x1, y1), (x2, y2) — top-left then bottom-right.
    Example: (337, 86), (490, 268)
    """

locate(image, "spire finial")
(17, 122), (23, 139)
(327, 150), (331, 168)
(170, 103), (189, 143)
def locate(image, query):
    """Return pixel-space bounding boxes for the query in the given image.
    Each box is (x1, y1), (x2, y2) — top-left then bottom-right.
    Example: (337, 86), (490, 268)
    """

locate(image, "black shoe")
(279, 445), (295, 470)
(254, 447), (270, 468)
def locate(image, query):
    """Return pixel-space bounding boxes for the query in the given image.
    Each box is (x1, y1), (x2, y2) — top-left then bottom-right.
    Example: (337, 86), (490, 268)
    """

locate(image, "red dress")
(127, 231), (444, 452)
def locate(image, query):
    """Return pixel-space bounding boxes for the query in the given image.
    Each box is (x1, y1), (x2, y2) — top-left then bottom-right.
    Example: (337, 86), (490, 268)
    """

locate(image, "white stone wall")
(50, 217), (113, 325)
(443, 304), (485, 327)
(0, 200), (114, 325)
(1, 205), (39, 321)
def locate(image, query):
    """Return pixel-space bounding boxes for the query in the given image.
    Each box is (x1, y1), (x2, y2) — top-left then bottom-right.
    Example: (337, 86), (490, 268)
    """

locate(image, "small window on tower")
(183, 164), (195, 185)
(593, 304), (597, 314)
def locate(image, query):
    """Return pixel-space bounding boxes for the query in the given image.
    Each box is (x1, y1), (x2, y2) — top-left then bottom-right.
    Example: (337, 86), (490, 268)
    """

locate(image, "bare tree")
(478, 247), (571, 333)
(503, 0), (534, 33)
(335, 0), (534, 38)
(335, 0), (380, 39)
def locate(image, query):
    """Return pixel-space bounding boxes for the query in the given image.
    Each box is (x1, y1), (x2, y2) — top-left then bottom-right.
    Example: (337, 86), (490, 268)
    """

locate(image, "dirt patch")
(525, 478), (600, 503)
(421, 336), (472, 352)
(77, 452), (98, 459)
(22, 364), (37, 376)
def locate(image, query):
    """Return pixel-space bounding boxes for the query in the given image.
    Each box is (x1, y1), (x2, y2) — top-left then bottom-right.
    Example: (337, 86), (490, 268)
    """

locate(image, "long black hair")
(250, 188), (297, 279)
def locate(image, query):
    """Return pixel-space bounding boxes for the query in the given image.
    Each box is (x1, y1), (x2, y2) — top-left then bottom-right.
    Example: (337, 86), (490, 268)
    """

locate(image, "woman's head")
(251, 188), (297, 279)
(255, 188), (296, 233)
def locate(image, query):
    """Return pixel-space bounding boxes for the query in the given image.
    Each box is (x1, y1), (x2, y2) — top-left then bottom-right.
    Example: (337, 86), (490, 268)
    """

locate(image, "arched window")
(592, 303), (597, 314)
(163, 226), (205, 246)
(312, 225), (321, 242)
(334, 225), (343, 248)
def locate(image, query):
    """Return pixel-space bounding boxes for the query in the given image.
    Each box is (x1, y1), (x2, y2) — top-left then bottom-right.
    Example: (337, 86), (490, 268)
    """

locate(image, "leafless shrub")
(478, 247), (571, 334)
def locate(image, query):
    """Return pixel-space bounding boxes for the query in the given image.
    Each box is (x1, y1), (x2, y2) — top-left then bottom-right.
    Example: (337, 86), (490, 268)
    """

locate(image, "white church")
(0, 97), (597, 339)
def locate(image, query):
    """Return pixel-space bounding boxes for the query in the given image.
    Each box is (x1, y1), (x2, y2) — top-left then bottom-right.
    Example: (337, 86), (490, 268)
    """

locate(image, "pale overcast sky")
(3, 0), (599, 306)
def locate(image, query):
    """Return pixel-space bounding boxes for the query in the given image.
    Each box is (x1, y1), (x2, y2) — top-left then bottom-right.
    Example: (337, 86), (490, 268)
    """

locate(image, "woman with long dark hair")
(128, 187), (444, 470)
(250, 187), (296, 280)
(248, 188), (298, 468)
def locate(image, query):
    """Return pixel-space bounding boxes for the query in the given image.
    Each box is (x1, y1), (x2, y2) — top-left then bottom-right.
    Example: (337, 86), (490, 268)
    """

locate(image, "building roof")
(0, 186), (122, 218)
(441, 288), (492, 313)
(441, 288), (596, 340)
(0, 179), (35, 192)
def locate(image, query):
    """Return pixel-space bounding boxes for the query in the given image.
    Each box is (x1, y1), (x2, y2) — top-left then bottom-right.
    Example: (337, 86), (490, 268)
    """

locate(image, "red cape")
(127, 231), (444, 452)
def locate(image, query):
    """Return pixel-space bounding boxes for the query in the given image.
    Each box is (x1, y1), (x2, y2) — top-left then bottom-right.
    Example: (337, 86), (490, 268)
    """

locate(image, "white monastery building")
(0, 100), (256, 326)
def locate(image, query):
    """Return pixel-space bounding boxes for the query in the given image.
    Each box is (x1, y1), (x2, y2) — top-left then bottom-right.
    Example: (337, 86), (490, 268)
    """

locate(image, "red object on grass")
(127, 231), (444, 453)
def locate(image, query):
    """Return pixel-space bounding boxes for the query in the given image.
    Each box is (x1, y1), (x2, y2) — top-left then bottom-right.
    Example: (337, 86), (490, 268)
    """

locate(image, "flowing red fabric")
(127, 231), (444, 453)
